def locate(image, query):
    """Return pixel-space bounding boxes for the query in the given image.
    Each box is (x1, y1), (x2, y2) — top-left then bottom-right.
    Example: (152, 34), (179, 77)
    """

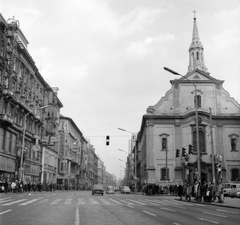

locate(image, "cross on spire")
(193, 9), (197, 19)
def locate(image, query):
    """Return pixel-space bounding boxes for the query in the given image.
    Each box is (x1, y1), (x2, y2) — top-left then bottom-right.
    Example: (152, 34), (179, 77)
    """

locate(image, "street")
(1, 191), (239, 225)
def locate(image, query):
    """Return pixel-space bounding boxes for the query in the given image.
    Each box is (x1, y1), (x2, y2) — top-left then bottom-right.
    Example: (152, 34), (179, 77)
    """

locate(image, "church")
(136, 14), (240, 187)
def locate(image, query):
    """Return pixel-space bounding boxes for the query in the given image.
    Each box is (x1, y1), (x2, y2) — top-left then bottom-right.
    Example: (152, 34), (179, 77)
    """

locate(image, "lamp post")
(118, 127), (137, 191)
(20, 105), (50, 181)
(163, 67), (201, 182)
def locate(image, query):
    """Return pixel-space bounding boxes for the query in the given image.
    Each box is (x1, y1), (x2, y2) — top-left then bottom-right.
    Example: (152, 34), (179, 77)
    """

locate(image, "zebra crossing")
(0, 196), (197, 208)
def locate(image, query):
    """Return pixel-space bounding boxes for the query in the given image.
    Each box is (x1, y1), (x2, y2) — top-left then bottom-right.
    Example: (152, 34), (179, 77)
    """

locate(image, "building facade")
(136, 15), (240, 187)
(0, 14), (62, 184)
(57, 115), (87, 190)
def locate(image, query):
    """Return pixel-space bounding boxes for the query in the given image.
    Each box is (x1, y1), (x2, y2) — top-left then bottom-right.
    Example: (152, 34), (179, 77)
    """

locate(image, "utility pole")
(209, 108), (216, 184)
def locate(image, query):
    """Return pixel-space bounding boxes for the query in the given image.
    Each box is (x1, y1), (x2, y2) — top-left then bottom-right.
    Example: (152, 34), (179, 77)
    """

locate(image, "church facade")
(136, 15), (240, 187)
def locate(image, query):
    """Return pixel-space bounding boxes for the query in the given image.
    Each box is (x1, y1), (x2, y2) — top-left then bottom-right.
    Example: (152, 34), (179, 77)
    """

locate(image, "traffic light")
(182, 148), (187, 157)
(188, 145), (193, 154)
(217, 164), (222, 173)
(176, 149), (180, 158)
(106, 136), (110, 146)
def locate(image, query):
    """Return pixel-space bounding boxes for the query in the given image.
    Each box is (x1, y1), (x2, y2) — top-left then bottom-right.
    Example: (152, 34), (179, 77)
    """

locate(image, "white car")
(121, 186), (131, 194)
(106, 185), (114, 194)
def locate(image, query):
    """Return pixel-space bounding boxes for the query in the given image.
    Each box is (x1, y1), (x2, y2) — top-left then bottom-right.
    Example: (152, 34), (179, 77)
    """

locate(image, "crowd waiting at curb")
(141, 180), (224, 203)
(0, 179), (57, 193)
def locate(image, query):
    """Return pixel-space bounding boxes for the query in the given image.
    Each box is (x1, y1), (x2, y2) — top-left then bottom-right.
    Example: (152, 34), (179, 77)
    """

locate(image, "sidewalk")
(132, 192), (240, 209)
(175, 196), (240, 209)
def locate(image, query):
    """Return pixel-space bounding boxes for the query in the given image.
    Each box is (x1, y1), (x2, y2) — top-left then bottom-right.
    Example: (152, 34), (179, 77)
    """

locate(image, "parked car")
(121, 186), (131, 194)
(92, 184), (104, 195)
(106, 185), (115, 194)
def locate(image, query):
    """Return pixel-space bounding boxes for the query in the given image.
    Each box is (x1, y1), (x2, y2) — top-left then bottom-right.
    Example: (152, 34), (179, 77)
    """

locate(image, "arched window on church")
(231, 168), (239, 181)
(197, 51), (199, 60)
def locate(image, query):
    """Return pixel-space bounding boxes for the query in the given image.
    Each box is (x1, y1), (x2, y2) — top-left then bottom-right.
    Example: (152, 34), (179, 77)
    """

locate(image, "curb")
(174, 198), (240, 209)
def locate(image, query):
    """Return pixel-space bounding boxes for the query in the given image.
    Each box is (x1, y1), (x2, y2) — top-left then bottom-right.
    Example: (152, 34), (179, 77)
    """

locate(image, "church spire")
(188, 10), (208, 73)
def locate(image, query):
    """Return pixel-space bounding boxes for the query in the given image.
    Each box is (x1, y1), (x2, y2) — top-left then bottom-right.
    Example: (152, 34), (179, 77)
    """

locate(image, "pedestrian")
(4, 179), (8, 194)
(216, 182), (222, 203)
(186, 183), (192, 201)
(178, 183), (183, 200)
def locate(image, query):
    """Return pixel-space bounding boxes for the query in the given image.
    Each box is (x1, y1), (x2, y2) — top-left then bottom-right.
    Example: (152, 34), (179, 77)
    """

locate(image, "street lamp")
(20, 105), (50, 180)
(118, 127), (137, 191)
(163, 67), (201, 182)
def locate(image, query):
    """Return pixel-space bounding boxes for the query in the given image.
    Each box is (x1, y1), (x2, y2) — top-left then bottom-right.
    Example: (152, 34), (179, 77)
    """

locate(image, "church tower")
(188, 10), (208, 73)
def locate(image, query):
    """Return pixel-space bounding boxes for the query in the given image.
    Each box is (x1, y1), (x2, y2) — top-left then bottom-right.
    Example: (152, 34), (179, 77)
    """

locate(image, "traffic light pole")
(209, 108), (216, 184)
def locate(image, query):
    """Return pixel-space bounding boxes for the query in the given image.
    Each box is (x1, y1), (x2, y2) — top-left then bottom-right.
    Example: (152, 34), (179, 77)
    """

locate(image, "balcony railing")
(0, 113), (14, 126)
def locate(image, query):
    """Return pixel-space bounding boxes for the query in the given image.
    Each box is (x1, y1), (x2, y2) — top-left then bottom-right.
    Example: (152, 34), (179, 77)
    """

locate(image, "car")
(92, 184), (104, 195)
(121, 186), (131, 194)
(106, 185), (114, 194)
(229, 187), (240, 198)
(223, 183), (240, 197)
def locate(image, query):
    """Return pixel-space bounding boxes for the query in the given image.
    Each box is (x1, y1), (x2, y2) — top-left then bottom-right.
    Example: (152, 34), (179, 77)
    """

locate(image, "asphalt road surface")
(1, 191), (239, 225)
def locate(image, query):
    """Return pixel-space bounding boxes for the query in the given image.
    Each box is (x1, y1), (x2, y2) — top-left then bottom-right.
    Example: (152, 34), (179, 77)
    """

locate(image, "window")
(231, 168), (239, 181)
(194, 95), (201, 108)
(0, 128), (4, 151)
(192, 126), (206, 153)
(161, 167), (169, 180)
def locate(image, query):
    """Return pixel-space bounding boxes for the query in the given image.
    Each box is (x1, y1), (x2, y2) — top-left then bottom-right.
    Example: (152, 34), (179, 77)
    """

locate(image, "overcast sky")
(1, 0), (239, 180)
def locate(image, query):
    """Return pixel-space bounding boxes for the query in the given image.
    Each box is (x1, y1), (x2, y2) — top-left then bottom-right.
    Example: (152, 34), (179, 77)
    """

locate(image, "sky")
(1, 0), (240, 180)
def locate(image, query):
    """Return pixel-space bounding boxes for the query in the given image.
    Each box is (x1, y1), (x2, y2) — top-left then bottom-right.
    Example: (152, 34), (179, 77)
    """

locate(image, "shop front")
(24, 162), (40, 182)
(0, 155), (15, 181)
(41, 147), (58, 184)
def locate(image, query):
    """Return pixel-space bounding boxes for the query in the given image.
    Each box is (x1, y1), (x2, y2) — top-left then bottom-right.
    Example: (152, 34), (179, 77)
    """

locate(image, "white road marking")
(89, 198), (100, 204)
(0, 199), (13, 204)
(38, 199), (48, 204)
(75, 206), (80, 225)
(197, 217), (218, 224)
(0, 197), (11, 201)
(50, 198), (62, 204)
(19, 198), (43, 205)
(0, 209), (12, 215)
(118, 200), (134, 205)
(127, 205), (134, 208)
(142, 210), (156, 217)
(216, 209), (238, 214)
(160, 207), (176, 212)
(203, 212), (227, 217)
(2, 199), (27, 206)
(127, 199), (147, 205)
(64, 198), (72, 204)
(108, 198), (123, 205)
(100, 199), (111, 205)
(77, 198), (85, 205)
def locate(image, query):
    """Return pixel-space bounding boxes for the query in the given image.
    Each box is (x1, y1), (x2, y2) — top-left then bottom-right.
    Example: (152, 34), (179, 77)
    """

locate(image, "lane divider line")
(142, 210), (156, 217)
(0, 209), (12, 215)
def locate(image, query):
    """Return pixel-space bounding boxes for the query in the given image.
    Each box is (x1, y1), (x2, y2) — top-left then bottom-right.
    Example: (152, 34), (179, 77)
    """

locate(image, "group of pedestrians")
(1, 179), (56, 194)
(140, 180), (224, 204)
(141, 183), (178, 195)
(178, 180), (224, 203)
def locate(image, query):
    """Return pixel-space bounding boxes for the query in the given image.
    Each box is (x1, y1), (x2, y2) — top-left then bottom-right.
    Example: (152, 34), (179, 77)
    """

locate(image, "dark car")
(92, 184), (104, 195)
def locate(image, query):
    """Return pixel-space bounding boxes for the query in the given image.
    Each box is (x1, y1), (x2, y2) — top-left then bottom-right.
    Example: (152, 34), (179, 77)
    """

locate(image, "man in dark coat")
(178, 183), (183, 200)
